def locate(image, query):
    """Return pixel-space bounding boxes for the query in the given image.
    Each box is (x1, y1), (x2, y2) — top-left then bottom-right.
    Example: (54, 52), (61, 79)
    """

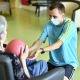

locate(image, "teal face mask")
(50, 18), (60, 26)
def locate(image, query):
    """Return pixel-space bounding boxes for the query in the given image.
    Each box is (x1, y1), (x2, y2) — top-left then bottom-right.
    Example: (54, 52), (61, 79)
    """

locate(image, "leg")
(26, 59), (37, 67)
(28, 60), (48, 78)
(63, 64), (75, 80)
(35, 6), (37, 14)
(47, 63), (74, 80)
(64, 76), (69, 80)
(38, 6), (40, 17)
(47, 62), (56, 71)
(9, 9), (12, 15)
(77, 28), (79, 31)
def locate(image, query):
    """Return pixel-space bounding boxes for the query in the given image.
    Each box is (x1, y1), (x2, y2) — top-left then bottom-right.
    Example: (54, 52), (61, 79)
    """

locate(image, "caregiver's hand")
(27, 49), (42, 60)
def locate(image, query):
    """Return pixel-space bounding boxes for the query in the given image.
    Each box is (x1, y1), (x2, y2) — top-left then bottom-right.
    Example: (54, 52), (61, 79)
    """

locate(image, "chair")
(0, 0), (12, 15)
(0, 55), (65, 80)
(60, 0), (80, 31)
(32, 0), (80, 31)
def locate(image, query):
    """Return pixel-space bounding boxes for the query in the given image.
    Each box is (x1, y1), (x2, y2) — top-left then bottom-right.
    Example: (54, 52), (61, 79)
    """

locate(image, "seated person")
(0, 15), (48, 80)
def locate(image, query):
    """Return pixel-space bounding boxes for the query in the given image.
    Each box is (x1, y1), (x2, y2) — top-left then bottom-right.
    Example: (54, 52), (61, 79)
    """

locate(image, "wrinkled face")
(49, 8), (65, 23)
(3, 26), (7, 43)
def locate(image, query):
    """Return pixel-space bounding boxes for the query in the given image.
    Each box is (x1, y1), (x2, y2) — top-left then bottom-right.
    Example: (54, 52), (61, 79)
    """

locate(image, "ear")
(62, 13), (65, 18)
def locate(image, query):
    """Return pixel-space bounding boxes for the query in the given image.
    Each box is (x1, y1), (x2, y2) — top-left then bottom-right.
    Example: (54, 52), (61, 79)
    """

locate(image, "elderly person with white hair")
(0, 15), (28, 80)
(0, 15), (7, 50)
(0, 15), (48, 80)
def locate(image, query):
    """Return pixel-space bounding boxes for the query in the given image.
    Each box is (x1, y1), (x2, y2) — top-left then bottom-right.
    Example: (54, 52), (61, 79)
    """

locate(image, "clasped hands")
(20, 45), (41, 60)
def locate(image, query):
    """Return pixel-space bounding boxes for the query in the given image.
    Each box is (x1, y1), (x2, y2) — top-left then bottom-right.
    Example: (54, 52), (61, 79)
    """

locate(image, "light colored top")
(39, 18), (79, 70)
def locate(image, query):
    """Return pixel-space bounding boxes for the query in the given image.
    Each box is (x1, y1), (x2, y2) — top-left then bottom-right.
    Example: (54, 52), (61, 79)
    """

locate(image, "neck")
(0, 45), (4, 51)
(0, 41), (4, 51)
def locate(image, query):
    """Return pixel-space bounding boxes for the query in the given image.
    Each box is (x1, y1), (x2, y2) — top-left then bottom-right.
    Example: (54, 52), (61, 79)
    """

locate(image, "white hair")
(0, 15), (7, 40)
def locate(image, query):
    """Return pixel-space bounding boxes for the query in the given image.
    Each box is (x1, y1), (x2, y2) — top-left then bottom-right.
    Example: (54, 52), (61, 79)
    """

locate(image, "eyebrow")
(49, 15), (57, 17)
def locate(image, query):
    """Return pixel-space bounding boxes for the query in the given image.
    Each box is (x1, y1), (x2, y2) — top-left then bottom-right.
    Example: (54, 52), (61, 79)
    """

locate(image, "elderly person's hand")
(20, 45), (31, 78)
(20, 45), (29, 60)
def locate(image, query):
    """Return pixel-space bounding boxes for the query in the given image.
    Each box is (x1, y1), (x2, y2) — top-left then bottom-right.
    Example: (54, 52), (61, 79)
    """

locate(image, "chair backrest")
(0, 56), (14, 80)
(74, 9), (80, 28)
(62, 2), (79, 16)
(0, 0), (11, 12)
(0, 0), (7, 1)
(59, 0), (80, 28)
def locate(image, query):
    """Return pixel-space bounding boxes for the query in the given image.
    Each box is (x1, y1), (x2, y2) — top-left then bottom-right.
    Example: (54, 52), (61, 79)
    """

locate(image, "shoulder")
(43, 20), (53, 29)
(62, 19), (77, 35)
(64, 19), (76, 26)
(0, 51), (18, 59)
(45, 20), (51, 26)
(63, 19), (76, 30)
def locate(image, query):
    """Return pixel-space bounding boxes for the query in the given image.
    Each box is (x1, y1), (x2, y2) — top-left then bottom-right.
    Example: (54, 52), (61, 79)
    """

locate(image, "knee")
(38, 60), (48, 66)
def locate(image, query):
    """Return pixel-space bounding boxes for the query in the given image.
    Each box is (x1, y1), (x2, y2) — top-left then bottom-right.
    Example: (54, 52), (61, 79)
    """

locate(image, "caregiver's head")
(0, 15), (7, 50)
(49, 2), (65, 26)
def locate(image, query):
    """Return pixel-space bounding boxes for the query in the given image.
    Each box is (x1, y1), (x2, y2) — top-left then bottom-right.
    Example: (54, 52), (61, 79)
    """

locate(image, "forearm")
(29, 39), (43, 52)
(44, 43), (60, 52)
(39, 39), (63, 52)
(27, 40), (63, 60)
(20, 59), (30, 78)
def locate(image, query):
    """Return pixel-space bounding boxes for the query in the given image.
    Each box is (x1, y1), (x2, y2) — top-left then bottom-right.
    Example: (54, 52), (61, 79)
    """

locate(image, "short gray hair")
(0, 15), (7, 40)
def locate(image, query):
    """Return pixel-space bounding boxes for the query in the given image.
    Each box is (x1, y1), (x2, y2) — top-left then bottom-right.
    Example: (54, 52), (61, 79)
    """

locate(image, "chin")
(4, 38), (6, 43)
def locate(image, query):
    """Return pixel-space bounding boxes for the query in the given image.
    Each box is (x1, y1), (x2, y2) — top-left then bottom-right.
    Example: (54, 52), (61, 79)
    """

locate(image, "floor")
(1, 6), (80, 80)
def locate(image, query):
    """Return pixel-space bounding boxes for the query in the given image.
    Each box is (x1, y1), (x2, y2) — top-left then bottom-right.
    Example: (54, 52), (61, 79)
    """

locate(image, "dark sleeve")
(0, 52), (28, 80)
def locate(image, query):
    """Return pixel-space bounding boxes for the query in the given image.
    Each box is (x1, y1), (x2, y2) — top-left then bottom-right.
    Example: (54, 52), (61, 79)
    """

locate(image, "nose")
(50, 16), (54, 19)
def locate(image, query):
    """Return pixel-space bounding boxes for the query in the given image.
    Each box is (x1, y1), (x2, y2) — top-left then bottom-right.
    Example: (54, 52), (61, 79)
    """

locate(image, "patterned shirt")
(0, 51), (28, 80)
(0, 50), (48, 80)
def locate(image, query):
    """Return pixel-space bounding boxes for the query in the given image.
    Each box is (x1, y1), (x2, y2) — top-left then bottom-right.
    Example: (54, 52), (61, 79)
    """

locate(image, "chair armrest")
(26, 67), (65, 80)
(0, 55), (65, 80)
(0, 55), (14, 80)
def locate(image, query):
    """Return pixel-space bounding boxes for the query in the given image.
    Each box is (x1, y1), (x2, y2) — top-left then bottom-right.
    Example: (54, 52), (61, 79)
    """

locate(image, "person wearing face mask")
(27, 2), (79, 80)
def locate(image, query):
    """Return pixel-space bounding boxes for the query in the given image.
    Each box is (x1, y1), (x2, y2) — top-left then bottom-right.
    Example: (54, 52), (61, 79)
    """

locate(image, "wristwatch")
(40, 48), (45, 54)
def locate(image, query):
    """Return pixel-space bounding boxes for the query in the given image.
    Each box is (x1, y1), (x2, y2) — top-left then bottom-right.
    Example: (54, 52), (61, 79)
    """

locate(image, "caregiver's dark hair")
(49, 2), (65, 14)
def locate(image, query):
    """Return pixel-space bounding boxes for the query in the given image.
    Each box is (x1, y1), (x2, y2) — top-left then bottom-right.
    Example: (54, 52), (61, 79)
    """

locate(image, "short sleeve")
(39, 24), (48, 43)
(58, 20), (75, 44)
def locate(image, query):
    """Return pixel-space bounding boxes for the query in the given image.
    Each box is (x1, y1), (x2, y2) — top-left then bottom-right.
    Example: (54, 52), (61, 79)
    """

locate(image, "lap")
(27, 60), (48, 78)
(26, 59), (37, 67)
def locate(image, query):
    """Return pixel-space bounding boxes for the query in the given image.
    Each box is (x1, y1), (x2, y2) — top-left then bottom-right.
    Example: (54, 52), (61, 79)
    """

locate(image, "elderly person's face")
(0, 15), (7, 44)
(2, 26), (7, 43)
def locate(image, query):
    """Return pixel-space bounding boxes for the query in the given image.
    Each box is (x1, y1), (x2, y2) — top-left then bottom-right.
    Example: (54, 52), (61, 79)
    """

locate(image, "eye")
(53, 16), (57, 18)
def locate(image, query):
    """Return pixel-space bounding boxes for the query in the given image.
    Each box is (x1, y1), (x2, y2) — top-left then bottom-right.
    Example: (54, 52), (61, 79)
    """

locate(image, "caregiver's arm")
(43, 39), (63, 52)
(28, 39), (63, 60)
(20, 45), (30, 78)
(28, 39), (43, 57)
(29, 39), (43, 52)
